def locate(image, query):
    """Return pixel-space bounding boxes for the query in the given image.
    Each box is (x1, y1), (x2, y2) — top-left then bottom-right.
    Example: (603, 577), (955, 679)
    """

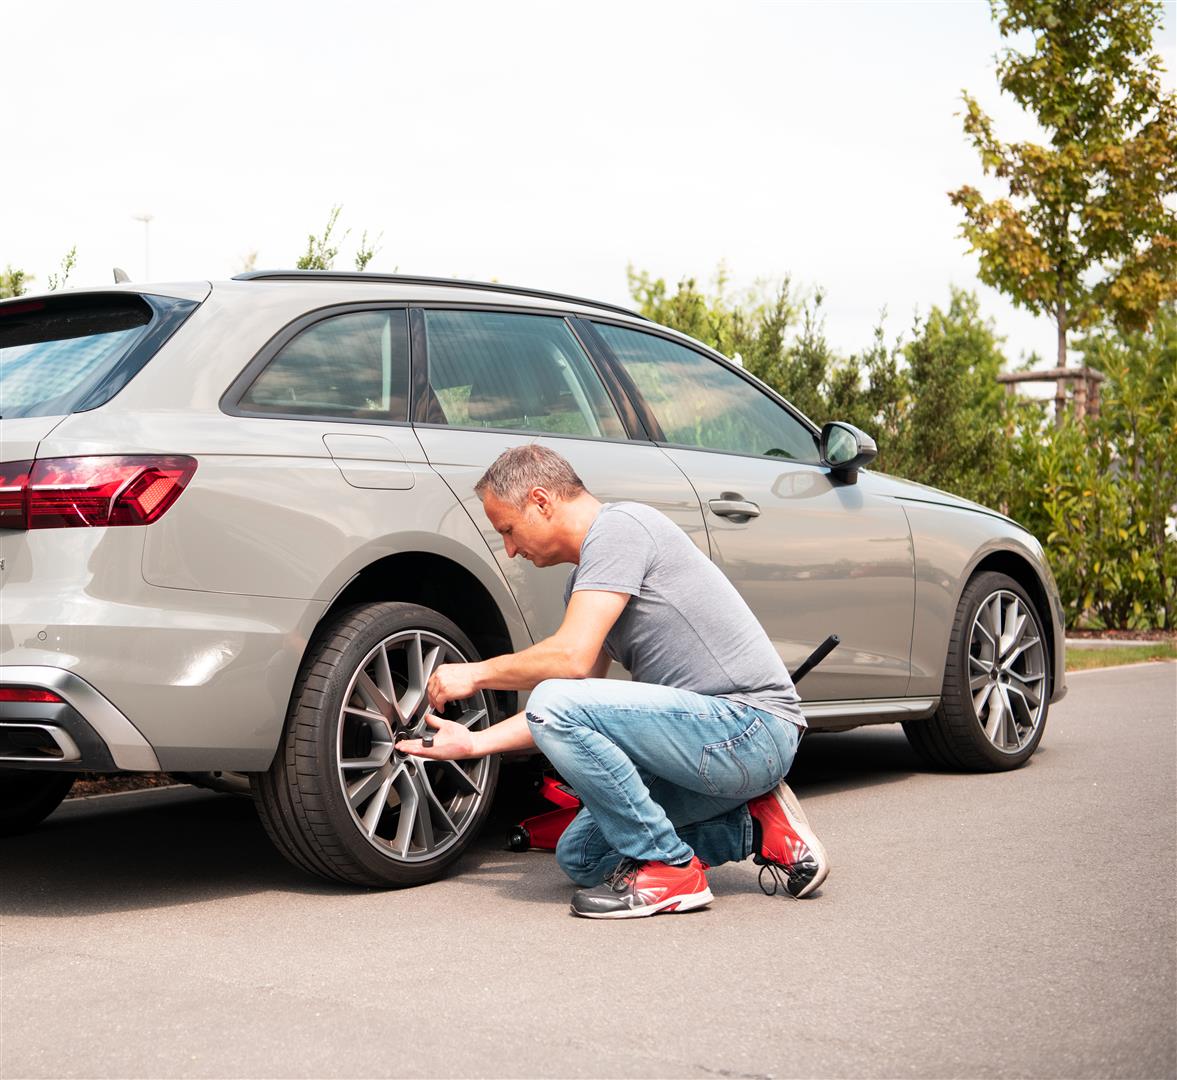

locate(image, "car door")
(409, 307), (707, 643)
(585, 319), (915, 702)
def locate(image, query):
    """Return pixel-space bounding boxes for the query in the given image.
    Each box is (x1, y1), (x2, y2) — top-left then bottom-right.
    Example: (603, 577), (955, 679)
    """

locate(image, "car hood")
(866, 469), (1023, 528)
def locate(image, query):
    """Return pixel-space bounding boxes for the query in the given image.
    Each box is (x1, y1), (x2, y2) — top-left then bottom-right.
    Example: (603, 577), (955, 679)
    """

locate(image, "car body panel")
(660, 448), (916, 701)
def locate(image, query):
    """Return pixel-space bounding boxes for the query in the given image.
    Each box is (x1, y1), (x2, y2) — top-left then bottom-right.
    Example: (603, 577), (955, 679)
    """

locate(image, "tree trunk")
(1054, 302), (1069, 427)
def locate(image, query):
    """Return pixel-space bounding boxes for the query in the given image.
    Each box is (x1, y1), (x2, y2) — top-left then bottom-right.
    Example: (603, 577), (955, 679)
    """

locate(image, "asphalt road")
(2, 663), (1174, 1080)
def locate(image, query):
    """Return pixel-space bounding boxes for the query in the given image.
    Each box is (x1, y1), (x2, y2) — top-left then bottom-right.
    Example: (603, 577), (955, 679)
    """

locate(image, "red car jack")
(507, 775), (582, 852)
(506, 634), (841, 853)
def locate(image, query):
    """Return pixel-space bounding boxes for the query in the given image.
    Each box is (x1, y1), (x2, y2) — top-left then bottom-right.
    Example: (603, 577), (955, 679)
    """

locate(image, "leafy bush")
(1007, 307), (1177, 629)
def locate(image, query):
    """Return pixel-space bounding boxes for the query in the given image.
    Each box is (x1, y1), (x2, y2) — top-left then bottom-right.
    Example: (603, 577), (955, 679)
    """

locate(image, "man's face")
(482, 489), (566, 567)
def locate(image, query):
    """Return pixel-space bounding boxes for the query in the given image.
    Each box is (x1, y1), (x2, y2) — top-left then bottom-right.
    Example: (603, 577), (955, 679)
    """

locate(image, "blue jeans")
(524, 678), (802, 886)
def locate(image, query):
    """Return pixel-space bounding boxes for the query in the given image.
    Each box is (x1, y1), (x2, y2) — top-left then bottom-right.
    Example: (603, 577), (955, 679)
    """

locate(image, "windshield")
(0, 293), (194, 419)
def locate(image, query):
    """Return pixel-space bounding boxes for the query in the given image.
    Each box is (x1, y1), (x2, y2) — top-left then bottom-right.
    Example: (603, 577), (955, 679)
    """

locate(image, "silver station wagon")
(0, 271), (1066, 886)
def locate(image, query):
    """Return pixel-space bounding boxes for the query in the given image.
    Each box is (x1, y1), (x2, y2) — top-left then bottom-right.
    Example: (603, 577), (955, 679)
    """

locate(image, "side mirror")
(820, 421), (877, 485)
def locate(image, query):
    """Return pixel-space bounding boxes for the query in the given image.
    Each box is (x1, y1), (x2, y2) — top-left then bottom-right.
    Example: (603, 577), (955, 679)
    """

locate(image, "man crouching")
(395, 444), (828, 918)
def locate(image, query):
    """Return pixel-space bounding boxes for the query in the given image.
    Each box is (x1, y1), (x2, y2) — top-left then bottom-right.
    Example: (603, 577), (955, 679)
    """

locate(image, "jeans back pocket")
(698, 716), (781, 798)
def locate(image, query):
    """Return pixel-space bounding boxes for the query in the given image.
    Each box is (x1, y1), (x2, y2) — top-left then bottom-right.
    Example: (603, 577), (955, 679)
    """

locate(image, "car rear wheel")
(904, 571), (1050, 771)
(254, 602), (499, 887)
(0, 769), (76, 836)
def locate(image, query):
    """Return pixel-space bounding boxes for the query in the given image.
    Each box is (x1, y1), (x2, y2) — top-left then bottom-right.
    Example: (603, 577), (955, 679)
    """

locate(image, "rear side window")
(240, 309), (410, 421)
(0, 294), (194, 419)
(422, 310), (625, 439)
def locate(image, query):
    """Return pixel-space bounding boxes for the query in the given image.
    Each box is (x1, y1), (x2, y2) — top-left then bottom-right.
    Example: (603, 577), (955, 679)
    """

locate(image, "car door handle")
(708, 496), (761, 520)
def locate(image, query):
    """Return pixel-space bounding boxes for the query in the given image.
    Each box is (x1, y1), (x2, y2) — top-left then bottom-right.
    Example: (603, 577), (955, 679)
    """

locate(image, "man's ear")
(530, 486), (555, 516)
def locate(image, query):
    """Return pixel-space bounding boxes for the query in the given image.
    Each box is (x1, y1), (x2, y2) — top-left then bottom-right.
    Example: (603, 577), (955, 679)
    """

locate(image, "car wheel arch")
(316, 550), (521, 718)
(953, 548), (1059, 701)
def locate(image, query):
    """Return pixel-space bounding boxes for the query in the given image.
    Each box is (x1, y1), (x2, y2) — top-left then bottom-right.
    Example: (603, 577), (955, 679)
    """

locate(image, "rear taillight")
(0, 687), (63, 703)
(0, 459), (31, 528)
(0, 456), (197, 530)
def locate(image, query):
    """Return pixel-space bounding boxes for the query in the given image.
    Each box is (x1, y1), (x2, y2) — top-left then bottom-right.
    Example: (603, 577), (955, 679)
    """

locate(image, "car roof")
(231, 270), (649, 322)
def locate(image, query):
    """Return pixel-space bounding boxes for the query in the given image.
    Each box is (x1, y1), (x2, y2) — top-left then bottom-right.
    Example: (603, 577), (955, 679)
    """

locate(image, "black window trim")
(583, 315), (825, 465)
(408, 304), (652, 445)
(221, 302), (413, 426)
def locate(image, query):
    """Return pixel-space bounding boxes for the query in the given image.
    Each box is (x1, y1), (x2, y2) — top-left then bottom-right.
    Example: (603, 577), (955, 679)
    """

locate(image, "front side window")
(423, 311), (625, 439)
(240, 309), (409, 421)
(594, 323), (820, 462)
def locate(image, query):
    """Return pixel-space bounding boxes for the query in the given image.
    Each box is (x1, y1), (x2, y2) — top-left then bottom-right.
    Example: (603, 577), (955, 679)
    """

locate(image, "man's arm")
(426, 589), (629, 710)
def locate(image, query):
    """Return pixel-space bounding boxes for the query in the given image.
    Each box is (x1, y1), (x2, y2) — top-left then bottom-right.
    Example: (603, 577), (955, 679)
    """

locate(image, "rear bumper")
(0, 667), (160, 771)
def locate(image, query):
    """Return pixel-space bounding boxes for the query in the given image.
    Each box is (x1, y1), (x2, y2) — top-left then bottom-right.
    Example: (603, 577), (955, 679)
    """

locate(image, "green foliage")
(950, 0), (1177, 365)
(297, 205), (347, 270)
(1006, 305), (1177, 628)
(46, 245), (77, 291)
(296, 207), (384, 272)
(354, 229), (382, 272)
(0, 266), (31, 298)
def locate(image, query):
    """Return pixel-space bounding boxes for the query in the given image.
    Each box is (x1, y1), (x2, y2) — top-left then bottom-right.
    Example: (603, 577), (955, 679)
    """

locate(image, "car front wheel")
(904, 571), (1050, 771)
(254, 602), (499, 887)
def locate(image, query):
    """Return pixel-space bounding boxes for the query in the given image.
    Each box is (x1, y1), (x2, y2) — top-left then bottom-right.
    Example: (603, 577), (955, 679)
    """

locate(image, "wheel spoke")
(340, 739), (393, 770)
(361, 773), (396, 838)
(970, 671), (991, 692)
(416, 764), (457, 834)
(1007, 670), (1043, 706)
(376, 646), (396, 702)
(399, 635), (446, 720)
(391, 767), (420, 856)
(999, 688), (1021, 749)
(441, 759), (483, 796)
(346, 766), (387, 810)
(356, 671), (392, 720)
(1001, 635), (1041, 671)
(999, 600), (1025, 656)
(973, 681), (995, 716)
(983, 687), (1005, 744)
(457, 706), (488, 729)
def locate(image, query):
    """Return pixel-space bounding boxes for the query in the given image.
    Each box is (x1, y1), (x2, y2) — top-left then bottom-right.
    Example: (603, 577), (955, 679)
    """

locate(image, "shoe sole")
(571, 887), (715, 920)
(769, 783), (829, 898)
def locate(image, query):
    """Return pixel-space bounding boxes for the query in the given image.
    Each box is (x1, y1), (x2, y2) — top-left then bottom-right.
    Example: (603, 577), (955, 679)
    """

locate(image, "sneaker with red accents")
(570, 856), (713, 919)
(748, 781), (829, 898)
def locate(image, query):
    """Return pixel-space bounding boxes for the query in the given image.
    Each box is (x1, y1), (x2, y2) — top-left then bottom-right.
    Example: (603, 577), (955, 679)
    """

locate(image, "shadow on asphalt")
(1, 725), (928, 916)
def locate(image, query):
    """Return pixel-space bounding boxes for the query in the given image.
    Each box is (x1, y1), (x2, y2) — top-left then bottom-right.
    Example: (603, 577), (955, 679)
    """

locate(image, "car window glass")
(423, 311), (625, 439)
(241, 309), (409, 420)
(594, 323), (819, 462)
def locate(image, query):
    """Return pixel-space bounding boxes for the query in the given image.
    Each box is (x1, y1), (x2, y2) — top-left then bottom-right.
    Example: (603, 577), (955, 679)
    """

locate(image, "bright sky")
(3, 0), (1174, 370)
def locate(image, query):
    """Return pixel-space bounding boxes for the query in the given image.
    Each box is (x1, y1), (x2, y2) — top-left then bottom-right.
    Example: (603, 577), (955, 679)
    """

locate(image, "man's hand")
(394, 711), (476, 761)
(427, 662), (480, 711)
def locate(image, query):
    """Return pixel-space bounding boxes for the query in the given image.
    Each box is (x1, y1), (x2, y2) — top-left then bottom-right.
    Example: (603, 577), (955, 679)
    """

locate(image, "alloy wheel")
(336, 629), (491, 862)
(967, 589), (1047, 754)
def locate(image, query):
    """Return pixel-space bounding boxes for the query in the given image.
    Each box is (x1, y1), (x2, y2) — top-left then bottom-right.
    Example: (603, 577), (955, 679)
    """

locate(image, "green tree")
(951, 0), (1177, 368)
(894, 290), (1014, 506)
(1007, 306), (1177, 628)
(0, 266), (31, 298)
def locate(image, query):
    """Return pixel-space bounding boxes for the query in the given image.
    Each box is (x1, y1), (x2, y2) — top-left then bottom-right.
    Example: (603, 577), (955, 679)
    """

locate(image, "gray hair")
(474, 445), (586, 507)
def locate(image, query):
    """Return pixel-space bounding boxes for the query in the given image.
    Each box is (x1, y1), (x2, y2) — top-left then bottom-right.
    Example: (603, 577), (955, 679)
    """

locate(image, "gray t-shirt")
(564, 502), (805, 728)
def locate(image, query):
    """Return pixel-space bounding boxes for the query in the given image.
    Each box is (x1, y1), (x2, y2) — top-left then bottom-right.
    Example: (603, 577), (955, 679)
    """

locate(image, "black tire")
(254, 602), (501, 887)
(904, 571), (1050, 772)
(0, 770), (76, 836)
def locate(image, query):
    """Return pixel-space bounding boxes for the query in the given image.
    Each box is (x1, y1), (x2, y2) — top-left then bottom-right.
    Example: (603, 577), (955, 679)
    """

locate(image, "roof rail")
(231, 270), (648, 321)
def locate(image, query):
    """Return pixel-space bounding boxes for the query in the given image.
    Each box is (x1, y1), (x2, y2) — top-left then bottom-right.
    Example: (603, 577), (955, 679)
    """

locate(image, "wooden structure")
(997, 366), (1107, 424)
